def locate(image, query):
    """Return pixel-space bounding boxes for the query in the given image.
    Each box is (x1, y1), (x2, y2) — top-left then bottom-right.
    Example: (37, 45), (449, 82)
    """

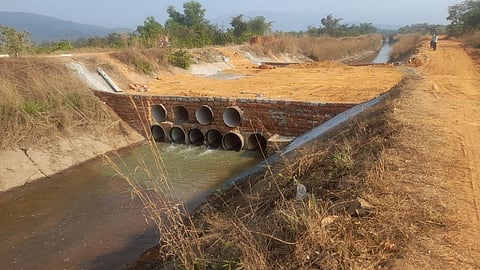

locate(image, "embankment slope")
(0, 57), (144, 192)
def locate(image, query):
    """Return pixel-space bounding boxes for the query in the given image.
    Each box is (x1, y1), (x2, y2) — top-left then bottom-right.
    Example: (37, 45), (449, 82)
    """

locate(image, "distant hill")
(0, 11), (131, 43)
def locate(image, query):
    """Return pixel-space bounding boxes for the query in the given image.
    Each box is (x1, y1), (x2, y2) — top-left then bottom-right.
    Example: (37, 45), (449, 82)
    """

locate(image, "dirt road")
(393, 38), (480, 268)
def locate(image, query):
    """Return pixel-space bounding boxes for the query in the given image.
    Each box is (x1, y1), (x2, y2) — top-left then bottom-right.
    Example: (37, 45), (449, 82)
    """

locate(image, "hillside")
(0, 11), (130, 43)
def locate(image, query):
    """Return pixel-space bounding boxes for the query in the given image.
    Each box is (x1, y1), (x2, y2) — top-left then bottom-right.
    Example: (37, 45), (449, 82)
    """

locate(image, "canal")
(0, 142), (262, 269)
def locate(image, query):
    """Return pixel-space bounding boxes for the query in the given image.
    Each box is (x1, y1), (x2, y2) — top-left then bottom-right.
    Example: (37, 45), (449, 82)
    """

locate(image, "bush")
(168, 49), (192, 69)
(134, 58), (154, 74)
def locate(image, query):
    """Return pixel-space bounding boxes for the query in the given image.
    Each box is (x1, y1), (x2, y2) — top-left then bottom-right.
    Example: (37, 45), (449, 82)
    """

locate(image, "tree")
(248, 16), (273, 36)
(320, 14), (343, 36)
(307, 15), (376, 37)
(230, 15), (248, 37)
(165, 1), (213, 48)
(448, 0), (480, 34)
(183, 1), (208, 27)
(0, 25), (32, 56)
(135, 16), (164, 48)
(228, 15), (273, 43)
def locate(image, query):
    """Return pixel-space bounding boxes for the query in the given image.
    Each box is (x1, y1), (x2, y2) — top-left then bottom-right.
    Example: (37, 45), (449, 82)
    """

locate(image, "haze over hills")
(0, 11), (131, 43)
(0, 11), (401, 44)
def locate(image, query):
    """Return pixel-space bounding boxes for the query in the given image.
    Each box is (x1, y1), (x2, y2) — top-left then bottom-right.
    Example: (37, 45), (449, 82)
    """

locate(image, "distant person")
(431, 34), (438, 51)
(160, 36), (170, 48)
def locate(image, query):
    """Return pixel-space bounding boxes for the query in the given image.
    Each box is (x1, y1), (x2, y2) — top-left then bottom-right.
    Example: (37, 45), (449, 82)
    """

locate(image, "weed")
(21, 100), (47, 114)
(329, 144), (354, 178)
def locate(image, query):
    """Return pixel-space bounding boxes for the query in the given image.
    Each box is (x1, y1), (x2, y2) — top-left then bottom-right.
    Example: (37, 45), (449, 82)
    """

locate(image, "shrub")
(168, 49), (192, 69)
(134, 57), (154, 74)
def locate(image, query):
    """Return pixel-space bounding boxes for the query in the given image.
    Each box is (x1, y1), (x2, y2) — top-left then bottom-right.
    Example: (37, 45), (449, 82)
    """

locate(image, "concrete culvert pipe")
(247, 133), (267, 152)
(170, 126), (186, 144)
(151, 124), (166, 142)
(206, 129), (223, 148)
(173, 105), (189, 123)
(196, 105), (214, 125)
(152, 104), (167, 123)
(188, 128), (205, 146)
(222, 131), (244, 152)
(223, 106), (243, 128)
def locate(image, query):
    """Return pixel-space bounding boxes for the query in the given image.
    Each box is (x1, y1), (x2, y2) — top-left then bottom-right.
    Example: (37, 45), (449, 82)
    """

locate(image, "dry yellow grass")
(247, 34), (383, 62)
(0, 57), (118, 150)
(390, 33), (424, 61)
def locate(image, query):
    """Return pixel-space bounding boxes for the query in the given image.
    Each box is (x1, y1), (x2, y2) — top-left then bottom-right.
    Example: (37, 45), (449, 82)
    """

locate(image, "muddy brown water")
(0, 142), (262, 269)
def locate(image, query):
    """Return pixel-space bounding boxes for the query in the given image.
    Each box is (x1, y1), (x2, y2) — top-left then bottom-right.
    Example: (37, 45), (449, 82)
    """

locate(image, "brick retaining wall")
(94, 91), (358, 140)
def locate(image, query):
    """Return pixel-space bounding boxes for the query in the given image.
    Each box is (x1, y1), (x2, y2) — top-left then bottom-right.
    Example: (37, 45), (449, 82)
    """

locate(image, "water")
(372, 43), (393, 64)
(0, 142), (262, 269)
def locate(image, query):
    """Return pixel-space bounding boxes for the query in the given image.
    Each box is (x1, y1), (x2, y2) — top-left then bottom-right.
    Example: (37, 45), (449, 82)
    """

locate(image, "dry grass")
(459, 30), (480, 48)
(111, 48), (170, 75)
(390, 33), (424, 61)
(125, 77), (451, 270)
(0, 57), (119, 150)
(246, 34), (383, 61)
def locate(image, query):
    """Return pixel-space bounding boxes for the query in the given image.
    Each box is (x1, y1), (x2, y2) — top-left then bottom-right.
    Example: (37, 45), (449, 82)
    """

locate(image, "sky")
(0, 0), (463, 30)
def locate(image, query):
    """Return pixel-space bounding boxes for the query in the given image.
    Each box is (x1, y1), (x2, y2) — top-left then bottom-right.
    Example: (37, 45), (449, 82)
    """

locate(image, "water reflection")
(373, 43), (393, 64)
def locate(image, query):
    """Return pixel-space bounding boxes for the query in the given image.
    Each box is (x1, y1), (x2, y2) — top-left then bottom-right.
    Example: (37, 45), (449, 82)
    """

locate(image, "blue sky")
(1, 0), (462, 30)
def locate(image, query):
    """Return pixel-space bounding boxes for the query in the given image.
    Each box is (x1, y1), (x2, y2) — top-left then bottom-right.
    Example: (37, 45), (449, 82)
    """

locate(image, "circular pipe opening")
(152, 104), (167, 123)
(196, 105), (214, 125)
(223, 106), (243, 128)
(151, 125), (166, 142)
(206, 129), (223, 148)
(169, 126), (186, 144)
(222, 132), (244, 152)
(188, 128), (205, 146)
(247, 133), (267, 152)
(173, 105), (189, 123)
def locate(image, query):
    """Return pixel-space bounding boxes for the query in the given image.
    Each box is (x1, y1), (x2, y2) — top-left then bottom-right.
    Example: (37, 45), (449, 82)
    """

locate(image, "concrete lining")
(152, 104), (168, 123)
(222, 131), (244, 151)
(170, 126), (186, 144)
(188, 128), (205, 146)
(247, 133), (267, 152)
(223, 106), (243, 128)
(196, 105), (214, 125)
(174, 106), (189, 124)
(206, 129), (223, 148)
(151, 124), (166, 142)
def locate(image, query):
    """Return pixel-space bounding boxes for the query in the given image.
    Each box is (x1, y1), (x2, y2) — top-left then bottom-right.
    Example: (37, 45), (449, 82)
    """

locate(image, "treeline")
(447, 0), (480, 34)
(397, 23), (447, 35)
(306, 14), (377, 37)
(394, 1), (480, 36)
(0, 1), (380, 56)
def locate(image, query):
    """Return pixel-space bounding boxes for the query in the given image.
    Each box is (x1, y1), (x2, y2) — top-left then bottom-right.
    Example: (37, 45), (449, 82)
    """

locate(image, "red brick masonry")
(94, 91), (357, 139)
